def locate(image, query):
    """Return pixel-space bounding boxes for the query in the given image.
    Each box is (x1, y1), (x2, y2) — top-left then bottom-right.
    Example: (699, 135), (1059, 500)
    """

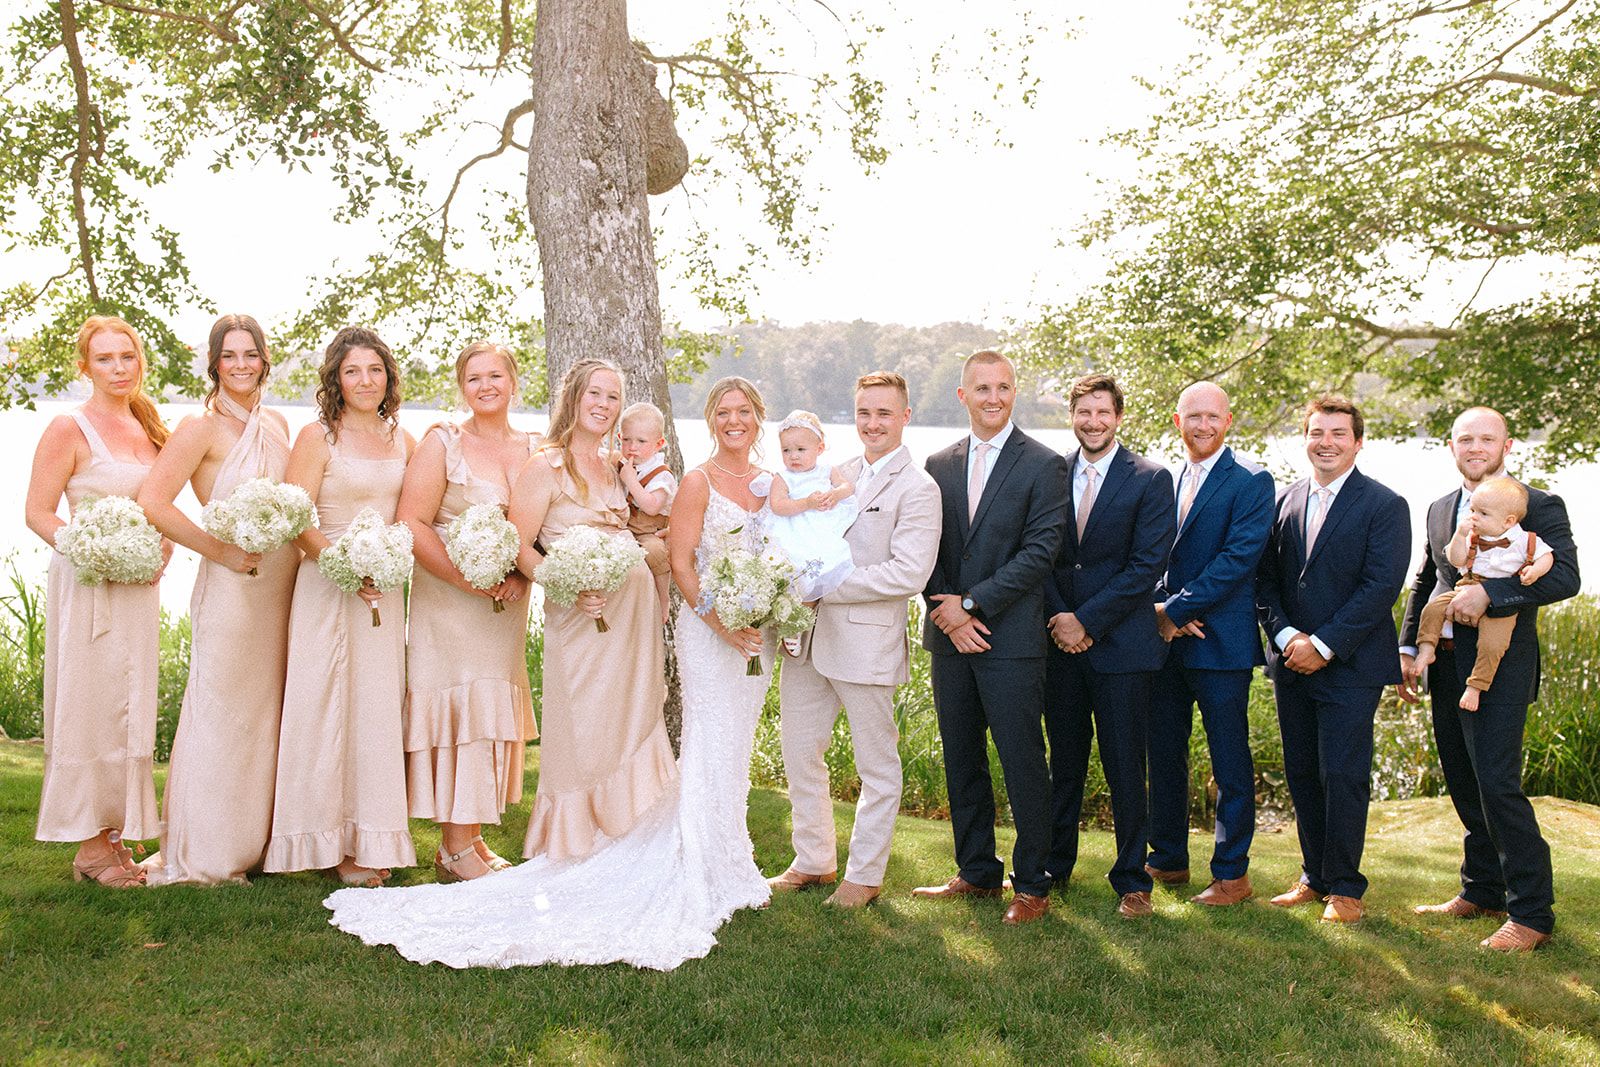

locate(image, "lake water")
(5, 399), (1595, 612)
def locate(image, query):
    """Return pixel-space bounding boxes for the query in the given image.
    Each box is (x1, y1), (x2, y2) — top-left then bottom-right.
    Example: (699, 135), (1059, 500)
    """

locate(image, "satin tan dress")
(147, 396), (297, 885)
(35, 410), (161, 843)
(405, 424), (538, 825)
(263, 427), (416, 873)
(522, 449), (673, 861)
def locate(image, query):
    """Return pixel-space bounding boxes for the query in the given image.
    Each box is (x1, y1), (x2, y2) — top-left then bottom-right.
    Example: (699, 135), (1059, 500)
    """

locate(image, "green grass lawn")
(2, 739), (1598, 1066)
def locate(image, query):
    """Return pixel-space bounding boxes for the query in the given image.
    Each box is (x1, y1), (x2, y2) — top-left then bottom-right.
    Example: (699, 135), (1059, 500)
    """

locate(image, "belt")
(1438, 638), (1454, 651)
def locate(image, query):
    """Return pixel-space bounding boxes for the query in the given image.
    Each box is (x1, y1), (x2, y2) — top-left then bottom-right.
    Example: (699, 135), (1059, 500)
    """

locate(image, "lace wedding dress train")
(324, 491), (773, 971)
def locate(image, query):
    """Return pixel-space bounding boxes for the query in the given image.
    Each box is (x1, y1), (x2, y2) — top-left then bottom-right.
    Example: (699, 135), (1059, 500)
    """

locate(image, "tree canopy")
(1016, 0), (1600, 463)
(1, 0), (1042, 407)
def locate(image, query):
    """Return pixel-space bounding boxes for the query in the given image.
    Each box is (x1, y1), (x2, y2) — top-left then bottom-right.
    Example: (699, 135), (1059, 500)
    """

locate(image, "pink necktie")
(968, 442), (991, 522)
(1305, 486), (1331, 554)
(1076, 465), (1098, 540)
(1177, 462), (1202, 528)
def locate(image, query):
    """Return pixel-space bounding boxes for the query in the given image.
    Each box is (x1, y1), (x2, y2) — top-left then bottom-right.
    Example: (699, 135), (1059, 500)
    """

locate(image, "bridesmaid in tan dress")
(264, 326), (418, 885)
(399, 342), (539, 882)
(509, 358), (673, 861)
(23, 316), (171, 886)
(137, 314), (297, 886)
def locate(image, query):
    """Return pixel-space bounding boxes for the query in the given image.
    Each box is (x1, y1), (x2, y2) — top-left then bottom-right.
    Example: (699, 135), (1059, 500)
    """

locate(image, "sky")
(120, 0), (1201, 345)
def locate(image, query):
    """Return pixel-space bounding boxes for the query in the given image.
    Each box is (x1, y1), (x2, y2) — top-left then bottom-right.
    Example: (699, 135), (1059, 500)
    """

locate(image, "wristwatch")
(961, 594), (977, 614)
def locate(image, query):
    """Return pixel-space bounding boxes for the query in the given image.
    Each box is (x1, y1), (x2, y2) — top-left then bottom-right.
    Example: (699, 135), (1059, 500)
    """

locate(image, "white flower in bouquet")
(54, 494), (164, 586)
(444, 502), (522, 612)
(695, 533), (815, 675)
(534, 524), (646, 632)
(317, 507), (414, 626)
(200, 477), (315, 574)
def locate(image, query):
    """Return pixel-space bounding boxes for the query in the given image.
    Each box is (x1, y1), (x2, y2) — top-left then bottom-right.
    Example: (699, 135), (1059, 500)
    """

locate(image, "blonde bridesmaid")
(137, 314), (296, 886)
(24, 316), (171, 886)
(399, 342), (538, 882)
(264, 327), (417, 885)
(509, 359), (673, 861)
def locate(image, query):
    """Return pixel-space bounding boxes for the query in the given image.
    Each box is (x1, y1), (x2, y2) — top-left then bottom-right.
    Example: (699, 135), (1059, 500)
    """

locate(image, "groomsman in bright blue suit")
(1145, 383), (1275, 906)
(1256, 395), (1411, 924)
(1044, 373), (1177, 919)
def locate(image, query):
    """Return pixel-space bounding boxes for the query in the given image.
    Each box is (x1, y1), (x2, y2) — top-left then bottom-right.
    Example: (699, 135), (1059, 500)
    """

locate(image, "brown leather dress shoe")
(1117, 891), (1153, 918)
(766, 866), (837, 892)
(1269, 882), (1326, 908)
(1003, 892), (1049, 925)
(1413, 895), (1507, 920)
(1192, 875), (1253, 907)
(910, 875), (1004, 899)
(1480, 920), (1551, 952)
(823, 879), (880, 908)
(1321, 894), (1364, 923)
(1144, 863), (1190, 886)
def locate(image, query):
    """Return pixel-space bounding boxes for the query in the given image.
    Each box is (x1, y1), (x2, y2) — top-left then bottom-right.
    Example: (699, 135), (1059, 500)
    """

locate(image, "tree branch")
(58, 0), (100, 304)
(1437, 205), (1538, 235)
(498, 0), (513, 65)
(1274, 293), (1462, 341)
(297, 0), (384, 72)
(1470, 70), (1593, 96)
(88, 0), (239, 41)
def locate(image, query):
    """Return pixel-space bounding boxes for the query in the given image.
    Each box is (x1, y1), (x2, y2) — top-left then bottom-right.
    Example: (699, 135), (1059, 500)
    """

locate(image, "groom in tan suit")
(768, 371), (942, 907)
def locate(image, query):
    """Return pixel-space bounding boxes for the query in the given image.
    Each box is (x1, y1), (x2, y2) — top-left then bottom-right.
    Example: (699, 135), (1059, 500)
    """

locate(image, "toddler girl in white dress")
(760, 411), (857, 610)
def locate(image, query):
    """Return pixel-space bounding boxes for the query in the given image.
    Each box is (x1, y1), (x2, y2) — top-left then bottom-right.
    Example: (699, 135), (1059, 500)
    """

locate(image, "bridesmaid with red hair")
(24, 315), (171, 886)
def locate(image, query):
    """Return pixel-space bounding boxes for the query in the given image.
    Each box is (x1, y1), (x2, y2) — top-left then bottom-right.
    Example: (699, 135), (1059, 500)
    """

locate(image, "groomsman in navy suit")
(1397, 407), (1579, 951)
(1044, 374), (1176, 918)
(1145, 383), (1275, 906)
(1256, 395), (1410, 924)
(915, 350), (1067, 925)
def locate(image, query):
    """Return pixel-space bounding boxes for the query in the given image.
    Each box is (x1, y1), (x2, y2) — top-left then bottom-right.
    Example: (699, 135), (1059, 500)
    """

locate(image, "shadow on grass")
(1, 741), (1597, 1064)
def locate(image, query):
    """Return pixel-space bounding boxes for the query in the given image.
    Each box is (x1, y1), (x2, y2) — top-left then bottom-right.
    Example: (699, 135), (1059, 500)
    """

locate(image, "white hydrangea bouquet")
(534, 524), (646, 632)
(200, 477), (315, 575)
(316, 507), (414, 627)
(54, 494), (164, 586)
(695, 526), (815, 676)
(444, 502), (522, 612)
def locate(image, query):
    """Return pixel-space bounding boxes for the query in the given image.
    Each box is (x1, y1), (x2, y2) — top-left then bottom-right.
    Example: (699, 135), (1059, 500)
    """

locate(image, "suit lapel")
(1431, 489), (1462, 582)
(1080, 445), (1133, 546)
(1301, 468), (1365, 575)
(853, 449), (903, 515)
(1062, 447), (1082, 552)
(965, 431), (1025, 544)
(1175, 448), (1232, 541)
(1283, 479), (1310, 572)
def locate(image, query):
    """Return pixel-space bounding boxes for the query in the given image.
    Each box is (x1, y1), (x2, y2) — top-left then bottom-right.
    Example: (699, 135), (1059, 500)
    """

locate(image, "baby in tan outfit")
(614, 401), (676, 622)
(1414, 476), (1554, 711)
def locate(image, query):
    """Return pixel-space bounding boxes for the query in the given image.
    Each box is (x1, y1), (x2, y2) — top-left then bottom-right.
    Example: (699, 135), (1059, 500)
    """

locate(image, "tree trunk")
(528, 0), (686, 743)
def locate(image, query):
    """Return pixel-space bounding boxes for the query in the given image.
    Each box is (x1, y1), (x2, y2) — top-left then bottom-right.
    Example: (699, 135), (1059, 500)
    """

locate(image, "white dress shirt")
(858, 444), (904, 492)
(965, 421), (1015, 486)
(1073, 441), (1120, 513)
(1274, 467), (1355, 661)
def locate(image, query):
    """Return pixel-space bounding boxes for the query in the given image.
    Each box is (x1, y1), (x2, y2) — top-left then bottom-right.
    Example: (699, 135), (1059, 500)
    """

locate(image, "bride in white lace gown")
(324, 378), (777, 971)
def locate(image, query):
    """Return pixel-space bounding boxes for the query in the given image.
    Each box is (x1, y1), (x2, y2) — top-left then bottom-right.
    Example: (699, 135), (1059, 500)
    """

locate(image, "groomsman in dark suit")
(1145, 382), (1275, 906)
(1398, 406), (1579, 951)
(1256, 395), (1410, 924)
(914, 350), (1068, 925)
(1044, 374), (1176, 918)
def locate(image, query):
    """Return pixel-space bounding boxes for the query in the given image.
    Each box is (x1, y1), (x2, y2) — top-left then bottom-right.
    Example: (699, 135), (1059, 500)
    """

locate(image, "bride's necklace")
(710, 456), (755, 479)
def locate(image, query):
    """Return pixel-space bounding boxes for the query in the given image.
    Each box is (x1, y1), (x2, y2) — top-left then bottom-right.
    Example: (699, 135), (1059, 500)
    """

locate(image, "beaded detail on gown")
(324, 487), (775, 970)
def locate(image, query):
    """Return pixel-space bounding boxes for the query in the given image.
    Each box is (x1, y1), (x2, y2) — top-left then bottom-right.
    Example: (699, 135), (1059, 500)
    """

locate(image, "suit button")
(1298, 580), (1307, 588)
(963, 553), (971, 560)
(1074, 564), (1082, 571)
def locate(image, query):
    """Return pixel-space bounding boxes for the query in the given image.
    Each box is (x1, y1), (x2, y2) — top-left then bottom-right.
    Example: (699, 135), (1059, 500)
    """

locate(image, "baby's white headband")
(778, 410), (825, 441)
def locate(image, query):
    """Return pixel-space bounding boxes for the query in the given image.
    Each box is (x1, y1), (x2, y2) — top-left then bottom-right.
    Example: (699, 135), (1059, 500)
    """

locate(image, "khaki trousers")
(777, 657), (903, 886)
(1418, 586), (1518, 692)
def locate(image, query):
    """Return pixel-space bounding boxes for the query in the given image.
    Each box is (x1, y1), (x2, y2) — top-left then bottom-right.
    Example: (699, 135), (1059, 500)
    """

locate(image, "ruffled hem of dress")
(522, 722), (677, 861)
(403, 678), (537, 750)
(34, 755), (161, 843)
(405, 739), (525, 823)
(262, 824), (417, 873)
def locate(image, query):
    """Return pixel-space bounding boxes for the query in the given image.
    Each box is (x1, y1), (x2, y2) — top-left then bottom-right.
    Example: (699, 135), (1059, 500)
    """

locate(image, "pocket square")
(865, 506), (881, 513)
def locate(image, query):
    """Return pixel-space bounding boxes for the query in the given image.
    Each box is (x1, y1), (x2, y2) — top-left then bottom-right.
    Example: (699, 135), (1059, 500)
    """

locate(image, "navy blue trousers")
(930, 652), (1054, 896)
(1273, 674), (1380, 899)
(1043, 649), (1153, 896)
(1147, 661), (1256, 881)
(1427, 646), (1555, 933)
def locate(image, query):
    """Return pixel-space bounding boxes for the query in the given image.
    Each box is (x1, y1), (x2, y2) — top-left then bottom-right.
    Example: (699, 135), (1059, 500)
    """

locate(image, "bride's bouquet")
(200, 477), (315, 575)
(444, 502), (522, 612)
(317, 507), (414, 627)
(534, 524), (646, 632)
(54, 495), (164, 586)
(695, 534), (815, 675)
